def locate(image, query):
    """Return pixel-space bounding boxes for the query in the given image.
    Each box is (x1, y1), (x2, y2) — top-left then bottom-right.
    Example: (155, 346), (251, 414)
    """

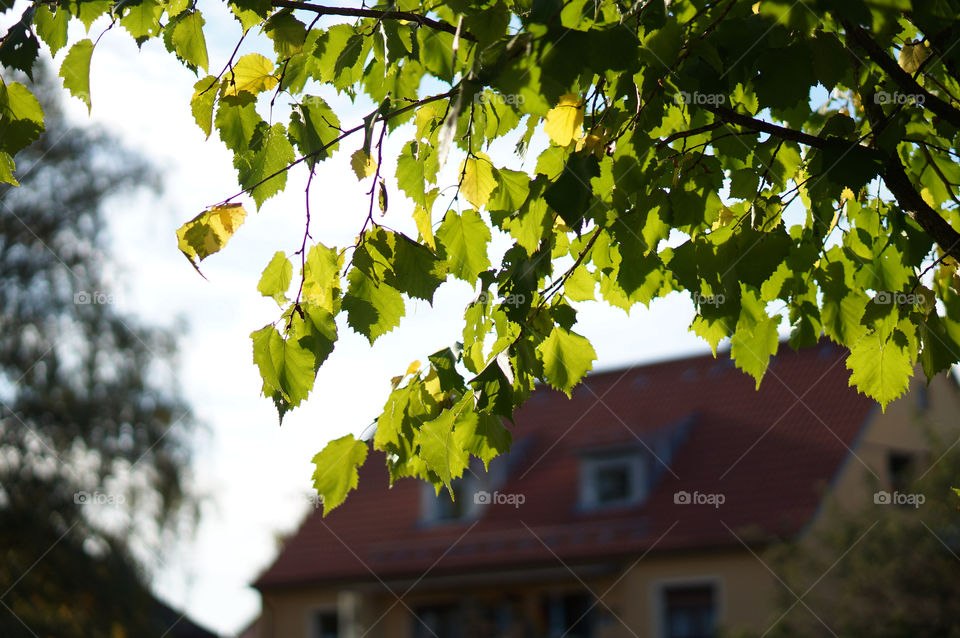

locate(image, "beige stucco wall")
(815, 371), (960, 518)
(259, 550), (777, 638)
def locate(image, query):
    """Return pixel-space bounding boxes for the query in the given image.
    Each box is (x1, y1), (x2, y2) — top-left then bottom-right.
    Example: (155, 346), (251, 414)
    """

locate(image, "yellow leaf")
(898, 42), (930, 74)
(423, 367), (446, 403)
(460, 152), (497, 209)
(176, 203), (248, 272)
(350, 149), (377, 180)
(711, 205), (736, 231)
(575, 133), (606, 157)
(413, 205), (435, 250)
(840, 187), (855, 201)
(222, 53), (278, 98)
(406, 360), (421, 375)
(415, 102), (442, 141)
(921, 187), (936, 208)
(544, 93), (584, 147)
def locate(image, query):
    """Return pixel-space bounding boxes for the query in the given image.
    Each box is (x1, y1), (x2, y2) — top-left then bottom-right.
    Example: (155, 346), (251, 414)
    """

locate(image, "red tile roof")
(255, 342), (877, 590)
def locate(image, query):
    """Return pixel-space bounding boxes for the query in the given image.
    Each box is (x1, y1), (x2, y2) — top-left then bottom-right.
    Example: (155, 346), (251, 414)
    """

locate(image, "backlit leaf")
(176, 203), (247, 271)
(59, 39), (94, 113)
(538, 326), (596, 396)
(543, 93), (583, 147)
(311, 434), (368, 514)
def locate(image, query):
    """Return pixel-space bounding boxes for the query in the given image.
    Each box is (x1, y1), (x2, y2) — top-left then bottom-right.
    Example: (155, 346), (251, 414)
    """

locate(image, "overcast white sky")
(16, 4), (734, 634)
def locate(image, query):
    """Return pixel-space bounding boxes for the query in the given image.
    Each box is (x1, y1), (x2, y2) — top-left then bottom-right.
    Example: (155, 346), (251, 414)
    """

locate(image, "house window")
(580, 453), (646, 508)
(888, 452), (915, 493)
(543, 593), (594, 638)
(412, 604), (462, 638)
(422, 475), (480, 523)
(662, 585), (716, 638)
(311, 610), (338, 638)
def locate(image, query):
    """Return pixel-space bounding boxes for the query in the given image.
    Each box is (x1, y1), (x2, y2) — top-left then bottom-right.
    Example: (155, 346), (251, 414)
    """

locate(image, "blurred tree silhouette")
(739, 435), (960, 638)
(0, 64), (197, 637)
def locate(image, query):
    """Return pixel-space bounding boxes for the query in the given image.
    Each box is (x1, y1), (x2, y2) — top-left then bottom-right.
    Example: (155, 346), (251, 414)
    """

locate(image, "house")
(248, 342), (959, 638)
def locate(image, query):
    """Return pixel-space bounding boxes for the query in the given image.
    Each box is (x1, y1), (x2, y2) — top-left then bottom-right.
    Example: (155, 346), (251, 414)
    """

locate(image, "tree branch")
(853, 67), (960, 263)
(270, 1), (477, 41)
(706, 101), (960, 263)
(704, 104), (828, 148)
(844, 23), (960, 130)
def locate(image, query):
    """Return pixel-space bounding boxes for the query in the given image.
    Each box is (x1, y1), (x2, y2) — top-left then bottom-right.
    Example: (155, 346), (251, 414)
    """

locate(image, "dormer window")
(580, 452), (647, 509)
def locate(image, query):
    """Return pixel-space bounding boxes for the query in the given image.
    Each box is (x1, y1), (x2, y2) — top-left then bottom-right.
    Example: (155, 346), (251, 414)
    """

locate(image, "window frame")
(578, 451), (648, 510)
(649, 576), (723, 638)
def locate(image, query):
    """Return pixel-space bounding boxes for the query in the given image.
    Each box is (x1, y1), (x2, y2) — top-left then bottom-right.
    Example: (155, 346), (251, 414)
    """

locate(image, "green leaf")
(0, 23), (39, 78)
(289, 96), (341, 165)
(264, 10), (306, 57)
(342, 269), (405, 344)
(257, 251), (292, 306)
(120, 0), (163, 42)
(0, 82), (45, 156)
(846, 331), (913, 410)
(311, 434), (368, 514)
(564, 265), (596, 301)
(215, 100), (263, 154)
(544, 153), (599, 232)
(251, 323), (317, 408)
(59, 39), (94, 113)
(235, 123), (296, 209)
(228, 0), (268, 31)
(538, 326), (596, 397)
(504, 196), (549, 256)
(919, 313), (960, 381)
(461, 153), (497, 210)
(190, 75), (218, 138)
(0, 151), (17, 186)
(302, 243), (343, 313)
(75, 0), (111, 30)
(437, 209), (491, 282)
(169, 11), (208, 72)
(291, 302), (337, 372)
(730, 285), (779, 388)
(353, 229), (446, 303)
(34, 5), (69, 56)
(488, 168), (530, 213)
(416, 401), (472, 492)
(455, 410), (512, 470)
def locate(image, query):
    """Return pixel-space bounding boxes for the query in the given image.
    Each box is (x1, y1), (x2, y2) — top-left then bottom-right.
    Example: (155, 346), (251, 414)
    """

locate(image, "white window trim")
(648, 575), (724, 638)
(579, 453), (647, 509)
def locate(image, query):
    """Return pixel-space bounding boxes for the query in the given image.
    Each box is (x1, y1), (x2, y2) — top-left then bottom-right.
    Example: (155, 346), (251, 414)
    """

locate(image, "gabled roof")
(255, 342), (877, 590)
